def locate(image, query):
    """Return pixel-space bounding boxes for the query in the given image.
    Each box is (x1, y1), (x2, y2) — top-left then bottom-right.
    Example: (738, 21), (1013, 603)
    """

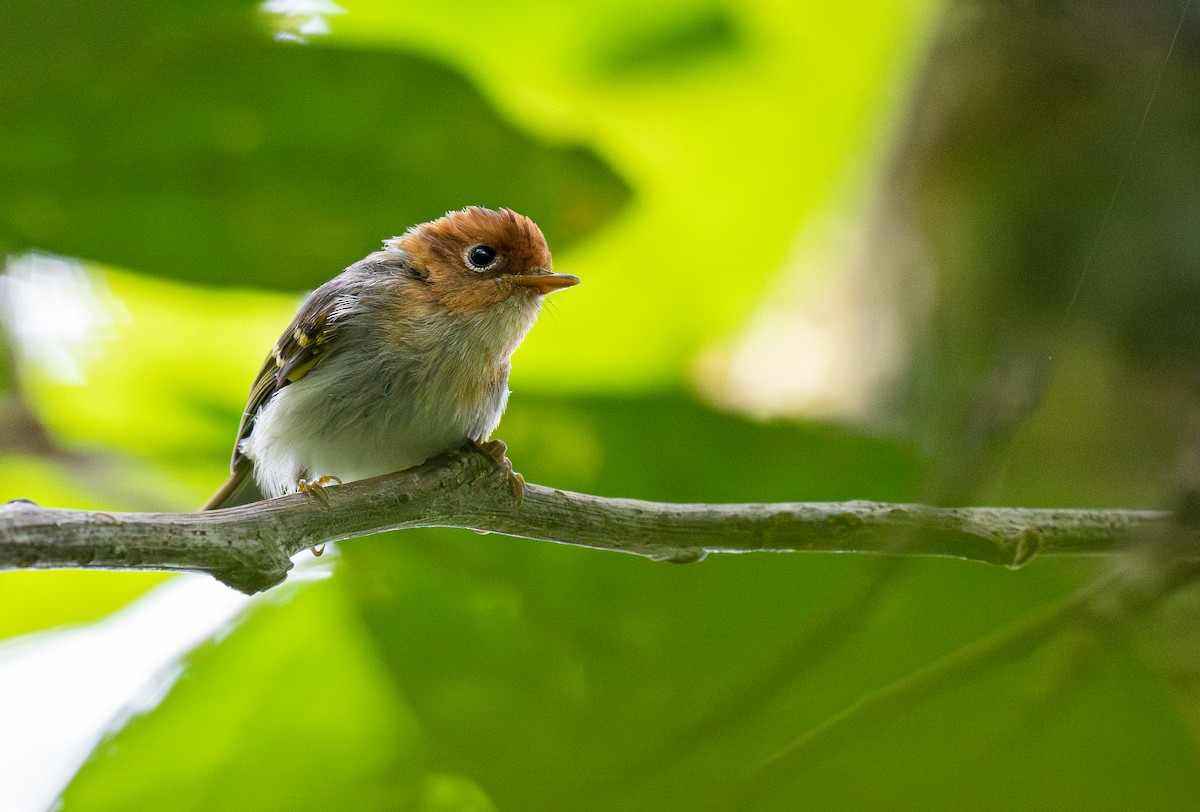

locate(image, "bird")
(202, 206), (578, 511)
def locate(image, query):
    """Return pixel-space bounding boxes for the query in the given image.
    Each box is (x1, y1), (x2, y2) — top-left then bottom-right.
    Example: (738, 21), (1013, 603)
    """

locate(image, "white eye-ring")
(465, 244), (498, 271)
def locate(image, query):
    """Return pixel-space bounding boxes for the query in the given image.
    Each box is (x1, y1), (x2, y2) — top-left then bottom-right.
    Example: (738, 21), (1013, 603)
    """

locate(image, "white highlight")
(0, 254), (129, 386)
(0, 577), (251, 812)
(260, 0), (345, 42)
(695, 217), (913, 421)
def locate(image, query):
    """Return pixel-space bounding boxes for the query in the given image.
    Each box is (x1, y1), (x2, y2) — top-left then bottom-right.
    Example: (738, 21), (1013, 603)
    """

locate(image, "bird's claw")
(508, 471), (526, 507)
(298, 475), (342, 504)
(297, 476), (341, 555)
(475, 439), (525, 507)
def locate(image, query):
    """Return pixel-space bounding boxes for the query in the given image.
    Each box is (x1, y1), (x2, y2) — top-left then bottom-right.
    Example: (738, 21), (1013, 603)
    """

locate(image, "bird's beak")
(506, 271), (580, 296)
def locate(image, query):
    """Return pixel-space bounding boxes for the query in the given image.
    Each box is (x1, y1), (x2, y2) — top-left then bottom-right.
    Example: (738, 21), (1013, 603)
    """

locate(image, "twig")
(0, 445), (1188, 594)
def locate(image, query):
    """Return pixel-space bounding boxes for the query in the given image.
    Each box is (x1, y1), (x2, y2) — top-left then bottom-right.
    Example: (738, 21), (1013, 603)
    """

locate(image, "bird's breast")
(242, 299), (535, 498)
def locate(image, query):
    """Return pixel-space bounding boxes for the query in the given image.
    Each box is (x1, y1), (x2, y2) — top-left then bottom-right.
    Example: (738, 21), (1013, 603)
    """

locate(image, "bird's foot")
(298, 474), (343, 505)
(475, 439), (525, 507)
(298, 475), (342, 555)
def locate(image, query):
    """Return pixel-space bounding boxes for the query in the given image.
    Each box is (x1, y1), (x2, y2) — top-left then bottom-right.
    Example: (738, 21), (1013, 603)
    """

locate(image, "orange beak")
(506, 271), (580, 296)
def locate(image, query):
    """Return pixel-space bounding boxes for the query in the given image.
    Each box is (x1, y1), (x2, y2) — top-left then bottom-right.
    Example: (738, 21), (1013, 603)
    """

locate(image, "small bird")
(203, 206), (578, 510)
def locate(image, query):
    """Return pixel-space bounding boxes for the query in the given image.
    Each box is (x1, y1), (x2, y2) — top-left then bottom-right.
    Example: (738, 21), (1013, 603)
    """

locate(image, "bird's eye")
(466, 244), (497, 270)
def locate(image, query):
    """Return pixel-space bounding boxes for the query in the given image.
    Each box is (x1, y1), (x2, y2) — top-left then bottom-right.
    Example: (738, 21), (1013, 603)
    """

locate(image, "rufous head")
(392, 207), (578, 313)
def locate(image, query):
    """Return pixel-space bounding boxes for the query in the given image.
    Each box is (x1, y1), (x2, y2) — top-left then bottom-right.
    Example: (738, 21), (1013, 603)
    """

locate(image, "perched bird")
(203, 206), (578, 510)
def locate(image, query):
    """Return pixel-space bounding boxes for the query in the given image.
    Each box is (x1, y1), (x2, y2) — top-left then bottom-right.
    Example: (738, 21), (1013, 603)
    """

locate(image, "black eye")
(466, 244), (497, 270)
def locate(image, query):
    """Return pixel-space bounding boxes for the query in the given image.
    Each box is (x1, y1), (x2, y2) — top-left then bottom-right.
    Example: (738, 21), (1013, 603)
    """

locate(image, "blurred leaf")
(0, 0), (628, 290)
(771, 620), (1200, 811)
(59, 577), (487, 812)
(331, 393), (1162, 810)
(496, 391), (923, 503)
(588, 4), (742, 78)
(336, 0), (942, 388)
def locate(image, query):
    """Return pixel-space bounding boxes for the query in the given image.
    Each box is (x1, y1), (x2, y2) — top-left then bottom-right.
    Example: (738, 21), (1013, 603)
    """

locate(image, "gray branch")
(0, 445), (1188, 594)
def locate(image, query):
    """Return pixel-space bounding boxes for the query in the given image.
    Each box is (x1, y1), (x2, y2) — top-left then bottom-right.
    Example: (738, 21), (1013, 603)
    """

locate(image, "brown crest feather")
(393, 207), (553, 313)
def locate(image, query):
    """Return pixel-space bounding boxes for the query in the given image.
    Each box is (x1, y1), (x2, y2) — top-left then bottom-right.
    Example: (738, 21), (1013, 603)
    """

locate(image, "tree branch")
(0, 445), (1189, 594)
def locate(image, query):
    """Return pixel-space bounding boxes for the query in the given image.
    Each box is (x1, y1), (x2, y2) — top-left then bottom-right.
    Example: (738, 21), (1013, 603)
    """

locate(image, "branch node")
(212, 562), (292, 595)
(1, 498), (39, 511)
(656, 549), (708, 565)
(1007, 528), (1042, 570)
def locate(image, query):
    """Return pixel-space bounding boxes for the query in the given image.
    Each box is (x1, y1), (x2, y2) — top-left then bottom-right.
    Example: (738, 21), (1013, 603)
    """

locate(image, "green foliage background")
(2, 1), (1200, 809)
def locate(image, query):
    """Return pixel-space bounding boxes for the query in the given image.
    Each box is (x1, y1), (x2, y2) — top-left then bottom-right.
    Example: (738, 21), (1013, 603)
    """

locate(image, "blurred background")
(2, 0), (1200, 809)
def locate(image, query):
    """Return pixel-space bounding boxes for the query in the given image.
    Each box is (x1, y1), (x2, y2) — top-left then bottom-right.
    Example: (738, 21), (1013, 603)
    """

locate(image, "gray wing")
(228, 280), (358, 470)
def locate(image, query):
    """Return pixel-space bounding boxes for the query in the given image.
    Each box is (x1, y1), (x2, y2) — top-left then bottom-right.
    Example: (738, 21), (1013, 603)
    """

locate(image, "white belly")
(240, 344), (509, 499)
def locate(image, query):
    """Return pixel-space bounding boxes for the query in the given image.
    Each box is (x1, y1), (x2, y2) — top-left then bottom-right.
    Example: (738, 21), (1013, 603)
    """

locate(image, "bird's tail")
(201, 458), (263, 510)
